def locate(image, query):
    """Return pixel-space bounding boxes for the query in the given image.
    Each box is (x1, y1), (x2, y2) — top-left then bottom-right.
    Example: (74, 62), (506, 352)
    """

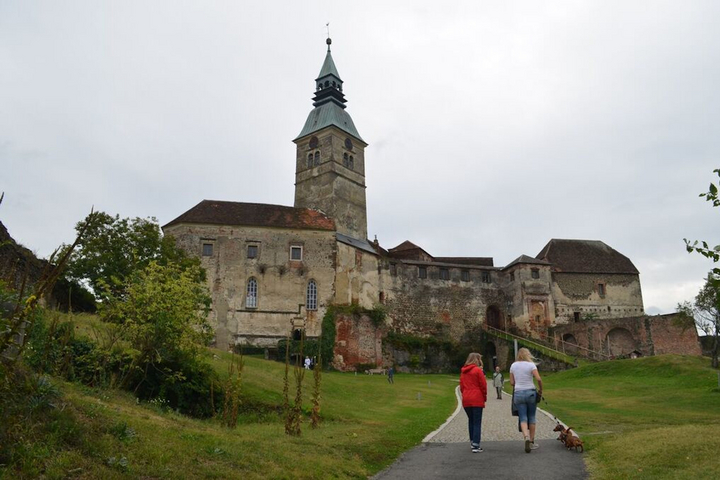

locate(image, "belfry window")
(349, 156), (354, 170)
(246, 278), (258, 309)
(343, 153), (349, 167)
(314, 151), (320, 166)
(306, 280), (318, 311)
(307, 153), (313, 168)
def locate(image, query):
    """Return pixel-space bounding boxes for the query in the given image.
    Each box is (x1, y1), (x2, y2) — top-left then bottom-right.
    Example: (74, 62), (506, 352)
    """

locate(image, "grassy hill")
(541, 355), (720, 479)
(1, 341), (457, 479)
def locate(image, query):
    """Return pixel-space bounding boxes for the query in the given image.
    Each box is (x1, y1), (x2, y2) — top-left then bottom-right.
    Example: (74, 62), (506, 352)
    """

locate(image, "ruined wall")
(503, 264), (555, 335)
(334, 242), (380, 308)
(550, 314), (701, 357)
(332, 313), (384, 371)
(551, 272), (644, 324)
(382, 260), (505, 342)
(164, 223), (337, 349)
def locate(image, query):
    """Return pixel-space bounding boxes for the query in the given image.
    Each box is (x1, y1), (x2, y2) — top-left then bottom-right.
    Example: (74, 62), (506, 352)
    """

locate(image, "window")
(531, 268), (540, 279)
(418, 266), (427, 279)
(461, 270), (470, 282)
(314, 151), (320, 166)
(597, 283), (606, 296)
(307, 153), (313, 168)
(247, 245), (258, 259)
(439, 268), (450, 280)
(202, 243), (213, 257)
(349, 156), (354, 170)
(290, 246), (303, 261)
(306, 280), (318, 311)
(246, 278), (258, 308)
(343, 152), (349, 167)
(481, 271), (491, 283)
(390, 263), (397, 276)
(510, 272), (515, 282)
(573, 312), (580, 322)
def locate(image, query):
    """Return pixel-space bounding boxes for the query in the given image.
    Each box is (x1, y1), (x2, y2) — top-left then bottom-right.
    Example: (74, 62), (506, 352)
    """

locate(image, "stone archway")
(562, 333), (579, 354)
(606, 327), (636, 356)
(486, 305), (502, 329)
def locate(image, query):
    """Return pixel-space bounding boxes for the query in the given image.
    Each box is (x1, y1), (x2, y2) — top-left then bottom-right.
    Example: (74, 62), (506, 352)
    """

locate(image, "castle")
(164, 39), (699, 368)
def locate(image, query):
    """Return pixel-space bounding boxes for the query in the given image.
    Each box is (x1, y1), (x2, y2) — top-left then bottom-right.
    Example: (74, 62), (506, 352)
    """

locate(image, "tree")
(64, 212), (200, 299)
(678, 273), (720, 368)
(684, 168), (720, 275)
(100, 260), (212, 391)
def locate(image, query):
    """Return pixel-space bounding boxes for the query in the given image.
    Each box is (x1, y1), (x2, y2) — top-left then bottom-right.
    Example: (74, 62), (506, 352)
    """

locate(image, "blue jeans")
(513, 389), (537, 424)
(464, 407), (484, 447)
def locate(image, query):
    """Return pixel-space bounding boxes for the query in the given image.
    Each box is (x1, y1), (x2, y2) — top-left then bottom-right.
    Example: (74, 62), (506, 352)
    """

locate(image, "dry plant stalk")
(285, 332), (305, 436)
(310, 348), (322, 429)
(282, 335), (290, 416)
(222, 350), (244, 428)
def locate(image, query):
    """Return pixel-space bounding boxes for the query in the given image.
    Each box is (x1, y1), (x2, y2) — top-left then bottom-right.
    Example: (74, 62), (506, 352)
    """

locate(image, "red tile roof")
(163, 200), (336, 231)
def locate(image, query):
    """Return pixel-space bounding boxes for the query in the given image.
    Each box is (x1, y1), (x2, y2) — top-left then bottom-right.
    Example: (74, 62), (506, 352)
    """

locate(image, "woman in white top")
(509, 348), (543, 453)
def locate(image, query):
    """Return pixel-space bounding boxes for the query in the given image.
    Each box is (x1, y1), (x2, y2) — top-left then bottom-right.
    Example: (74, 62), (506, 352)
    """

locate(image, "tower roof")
(295, 38), (364, 142)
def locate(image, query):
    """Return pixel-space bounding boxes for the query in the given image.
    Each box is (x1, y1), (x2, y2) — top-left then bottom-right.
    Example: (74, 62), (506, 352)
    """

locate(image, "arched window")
(246, 278), (258, 308)
(307, 153), (313, 168)
(343, 152), (349, 167)
(349, 156), (354, 170)
(324, 81), (329, 88)
(314, 151), (320, 166)
(306, 280), (318, 311)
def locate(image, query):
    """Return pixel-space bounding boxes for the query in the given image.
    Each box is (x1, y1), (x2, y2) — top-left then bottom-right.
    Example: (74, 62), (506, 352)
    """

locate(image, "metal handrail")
(483, 323), (610, 360)
(481, 324), (576, 363)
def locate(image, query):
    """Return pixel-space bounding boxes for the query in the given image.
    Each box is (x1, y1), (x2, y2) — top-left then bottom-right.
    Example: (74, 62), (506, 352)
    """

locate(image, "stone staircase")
(482, 324), (610, 367)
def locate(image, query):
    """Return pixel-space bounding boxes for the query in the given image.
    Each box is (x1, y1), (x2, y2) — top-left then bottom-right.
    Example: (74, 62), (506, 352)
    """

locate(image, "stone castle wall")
(165, 223), (337, 349)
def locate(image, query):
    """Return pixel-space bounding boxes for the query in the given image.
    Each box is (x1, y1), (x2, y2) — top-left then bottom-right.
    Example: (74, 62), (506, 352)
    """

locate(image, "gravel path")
(373, 385), (587, 480)
(427, 386), (560, 443)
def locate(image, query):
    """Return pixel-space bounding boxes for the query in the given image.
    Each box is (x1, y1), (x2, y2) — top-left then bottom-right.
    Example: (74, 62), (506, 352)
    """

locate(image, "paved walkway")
(373, 387), (587, 480)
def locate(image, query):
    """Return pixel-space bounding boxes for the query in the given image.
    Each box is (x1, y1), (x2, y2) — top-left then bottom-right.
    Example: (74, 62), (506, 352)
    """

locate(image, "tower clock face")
(309, 136), (319, 149)
(344, 138), (353, 151)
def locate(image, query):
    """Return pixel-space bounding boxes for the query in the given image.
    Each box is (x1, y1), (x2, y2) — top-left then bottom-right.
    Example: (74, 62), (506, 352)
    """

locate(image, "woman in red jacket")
(460, 352), (488, 453)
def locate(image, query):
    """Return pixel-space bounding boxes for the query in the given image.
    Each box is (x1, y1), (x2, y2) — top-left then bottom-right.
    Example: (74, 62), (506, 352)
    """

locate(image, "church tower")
(294, 38), (368, 240)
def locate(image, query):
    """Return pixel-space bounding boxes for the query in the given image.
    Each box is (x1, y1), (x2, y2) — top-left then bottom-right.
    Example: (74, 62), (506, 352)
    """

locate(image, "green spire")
(295, 37), (364, 142)
(318, 39), (340, 79)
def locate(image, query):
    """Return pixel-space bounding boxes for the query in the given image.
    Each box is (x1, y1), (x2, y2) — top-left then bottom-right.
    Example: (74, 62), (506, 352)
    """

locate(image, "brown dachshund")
(563, 429), (584, 452)
(553, 423), (572, 444)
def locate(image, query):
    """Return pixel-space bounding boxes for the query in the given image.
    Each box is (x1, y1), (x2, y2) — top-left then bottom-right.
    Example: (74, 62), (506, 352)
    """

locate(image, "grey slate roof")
(504, 254), (550, 269)
(536, 239), (639, 274)
(296, 101), (364, 142)
(435, 257), (495, 267)
(163, 200), (336, 231)
(336, 233), (378, 255)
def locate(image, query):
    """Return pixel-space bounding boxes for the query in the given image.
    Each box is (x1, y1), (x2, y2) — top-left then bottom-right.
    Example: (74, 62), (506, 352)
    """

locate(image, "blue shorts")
(513, 389), (538, 424)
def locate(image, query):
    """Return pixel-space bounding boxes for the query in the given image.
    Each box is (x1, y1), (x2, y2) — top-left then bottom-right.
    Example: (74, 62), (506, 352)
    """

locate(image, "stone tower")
(294, 38), (368, 240)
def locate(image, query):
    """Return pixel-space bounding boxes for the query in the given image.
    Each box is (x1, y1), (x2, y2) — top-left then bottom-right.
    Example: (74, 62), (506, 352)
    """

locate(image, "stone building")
(164, 39), (699, 365)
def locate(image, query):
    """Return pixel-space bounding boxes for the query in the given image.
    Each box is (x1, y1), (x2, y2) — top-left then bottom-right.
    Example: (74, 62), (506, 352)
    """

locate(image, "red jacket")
(460, 364), (487, 407)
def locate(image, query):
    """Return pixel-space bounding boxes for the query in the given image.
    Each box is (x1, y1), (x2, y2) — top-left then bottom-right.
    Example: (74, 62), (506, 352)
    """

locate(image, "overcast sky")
(2, 1), (719, 314)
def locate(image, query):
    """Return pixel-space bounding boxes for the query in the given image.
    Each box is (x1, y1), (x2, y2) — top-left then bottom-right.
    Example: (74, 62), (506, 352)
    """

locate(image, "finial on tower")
(326, 22), (331, 51)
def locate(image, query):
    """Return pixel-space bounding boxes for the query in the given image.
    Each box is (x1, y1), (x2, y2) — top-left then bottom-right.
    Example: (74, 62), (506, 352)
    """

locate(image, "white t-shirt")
(510, 361), (537, 391)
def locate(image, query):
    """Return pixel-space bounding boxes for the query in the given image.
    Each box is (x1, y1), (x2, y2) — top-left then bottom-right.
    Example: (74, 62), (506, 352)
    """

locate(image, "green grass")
(540, 355), (720, 479)
(1, 343), (457, 479)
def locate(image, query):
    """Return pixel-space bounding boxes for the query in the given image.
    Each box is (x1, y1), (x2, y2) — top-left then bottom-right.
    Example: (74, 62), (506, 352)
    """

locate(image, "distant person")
(387, 366), (394, 384)
(304, 356), (311, 370)
(510, 348), (543, 453)
(492, 366), (504, 399)
(460, 352), (487, 453)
